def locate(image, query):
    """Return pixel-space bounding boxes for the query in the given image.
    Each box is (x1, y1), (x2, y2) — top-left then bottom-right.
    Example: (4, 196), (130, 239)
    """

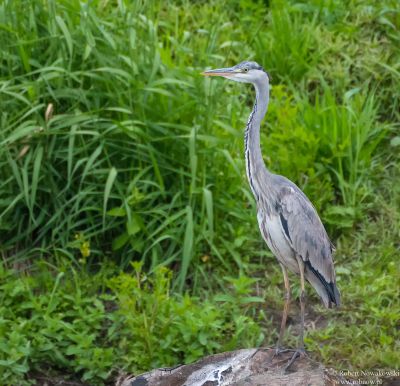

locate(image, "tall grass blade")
(103, 167), (118, 226)
(178, 205), (193, 292)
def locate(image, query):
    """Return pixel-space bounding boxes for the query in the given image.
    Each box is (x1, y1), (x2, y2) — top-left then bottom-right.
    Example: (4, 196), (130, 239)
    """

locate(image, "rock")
(117, 348), (344, 386)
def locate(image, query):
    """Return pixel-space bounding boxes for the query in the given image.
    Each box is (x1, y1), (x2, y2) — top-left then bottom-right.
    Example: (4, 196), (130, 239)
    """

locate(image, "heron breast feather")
(257, 211), (298, 273)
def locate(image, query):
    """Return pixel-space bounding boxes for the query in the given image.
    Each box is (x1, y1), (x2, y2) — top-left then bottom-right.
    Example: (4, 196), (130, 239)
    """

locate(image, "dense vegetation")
(1, 0), (399, 384)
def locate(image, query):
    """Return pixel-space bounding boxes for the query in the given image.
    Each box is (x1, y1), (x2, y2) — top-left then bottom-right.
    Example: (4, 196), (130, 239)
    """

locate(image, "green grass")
(0, 0), (399, 384)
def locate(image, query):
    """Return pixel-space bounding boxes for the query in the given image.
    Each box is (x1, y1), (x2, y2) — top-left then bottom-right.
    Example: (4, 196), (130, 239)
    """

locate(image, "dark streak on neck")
(244, 97), (259, 201)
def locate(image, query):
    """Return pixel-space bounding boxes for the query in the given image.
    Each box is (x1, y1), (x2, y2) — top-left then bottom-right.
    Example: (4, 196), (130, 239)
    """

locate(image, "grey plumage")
(203, 61), (340, 359)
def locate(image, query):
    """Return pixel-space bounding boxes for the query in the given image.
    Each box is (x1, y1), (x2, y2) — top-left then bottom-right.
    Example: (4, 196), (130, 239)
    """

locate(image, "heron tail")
(305, 262), (341, 308)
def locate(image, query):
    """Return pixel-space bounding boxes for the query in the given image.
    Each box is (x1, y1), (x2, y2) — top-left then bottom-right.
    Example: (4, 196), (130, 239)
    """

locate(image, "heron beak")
(201, 67), (238, 77)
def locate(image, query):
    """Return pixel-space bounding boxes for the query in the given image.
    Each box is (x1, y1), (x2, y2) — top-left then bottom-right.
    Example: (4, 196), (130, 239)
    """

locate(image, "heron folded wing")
(276, 184), (336, 285)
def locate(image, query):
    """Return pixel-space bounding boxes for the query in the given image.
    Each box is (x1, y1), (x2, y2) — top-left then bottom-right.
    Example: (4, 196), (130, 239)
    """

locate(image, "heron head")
(201, 61), (269, 84)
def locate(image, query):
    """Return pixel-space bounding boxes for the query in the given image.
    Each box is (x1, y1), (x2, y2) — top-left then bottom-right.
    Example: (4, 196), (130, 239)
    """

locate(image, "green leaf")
(103, 167), (118, 224)
(126, 217), (141, 236)
(390, 137), (400, 147)
(203, 188), (214, 239)
(214, 294), (234, 302)
(107, 207), (126, 217)
(56, 16), (73, 58)
(178, 206), (194, 292)
(112, 232), (129, 251)
(30, 146), (43, 218)
(239, 296), (265, 304)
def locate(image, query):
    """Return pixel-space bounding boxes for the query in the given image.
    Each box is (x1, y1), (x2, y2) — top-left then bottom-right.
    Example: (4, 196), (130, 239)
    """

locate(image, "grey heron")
(202, 61), (340, 368)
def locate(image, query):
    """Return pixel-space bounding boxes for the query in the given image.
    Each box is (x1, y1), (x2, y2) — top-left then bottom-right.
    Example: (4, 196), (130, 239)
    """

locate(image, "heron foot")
(273, 346), (292, 358)
(269, 346), (299, 365)
(283, 347), (307, 373)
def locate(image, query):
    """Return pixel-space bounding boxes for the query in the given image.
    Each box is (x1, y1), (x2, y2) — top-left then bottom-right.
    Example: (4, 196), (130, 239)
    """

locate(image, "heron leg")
(284, 256), (307, 372)
(275, 263), (290, 353)
(298, 257), (306, 350)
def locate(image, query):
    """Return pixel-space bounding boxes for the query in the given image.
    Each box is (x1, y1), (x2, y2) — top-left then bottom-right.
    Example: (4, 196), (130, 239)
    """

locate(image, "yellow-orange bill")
(201, 71), (234, 77)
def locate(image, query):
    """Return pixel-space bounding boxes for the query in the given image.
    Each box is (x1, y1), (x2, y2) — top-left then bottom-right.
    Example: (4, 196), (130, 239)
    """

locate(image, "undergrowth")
(0, 261), (264, 385)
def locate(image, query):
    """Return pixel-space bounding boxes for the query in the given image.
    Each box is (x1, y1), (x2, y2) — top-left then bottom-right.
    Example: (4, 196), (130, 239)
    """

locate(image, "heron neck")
(244, 79), (270, 198)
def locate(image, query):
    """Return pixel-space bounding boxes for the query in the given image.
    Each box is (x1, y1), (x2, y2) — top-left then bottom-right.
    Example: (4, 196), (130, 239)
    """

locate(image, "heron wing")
(275, 183), (336, 284)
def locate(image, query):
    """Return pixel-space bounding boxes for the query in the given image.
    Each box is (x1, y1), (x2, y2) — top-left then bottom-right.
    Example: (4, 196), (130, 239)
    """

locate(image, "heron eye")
(244, 67), (249, 73)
